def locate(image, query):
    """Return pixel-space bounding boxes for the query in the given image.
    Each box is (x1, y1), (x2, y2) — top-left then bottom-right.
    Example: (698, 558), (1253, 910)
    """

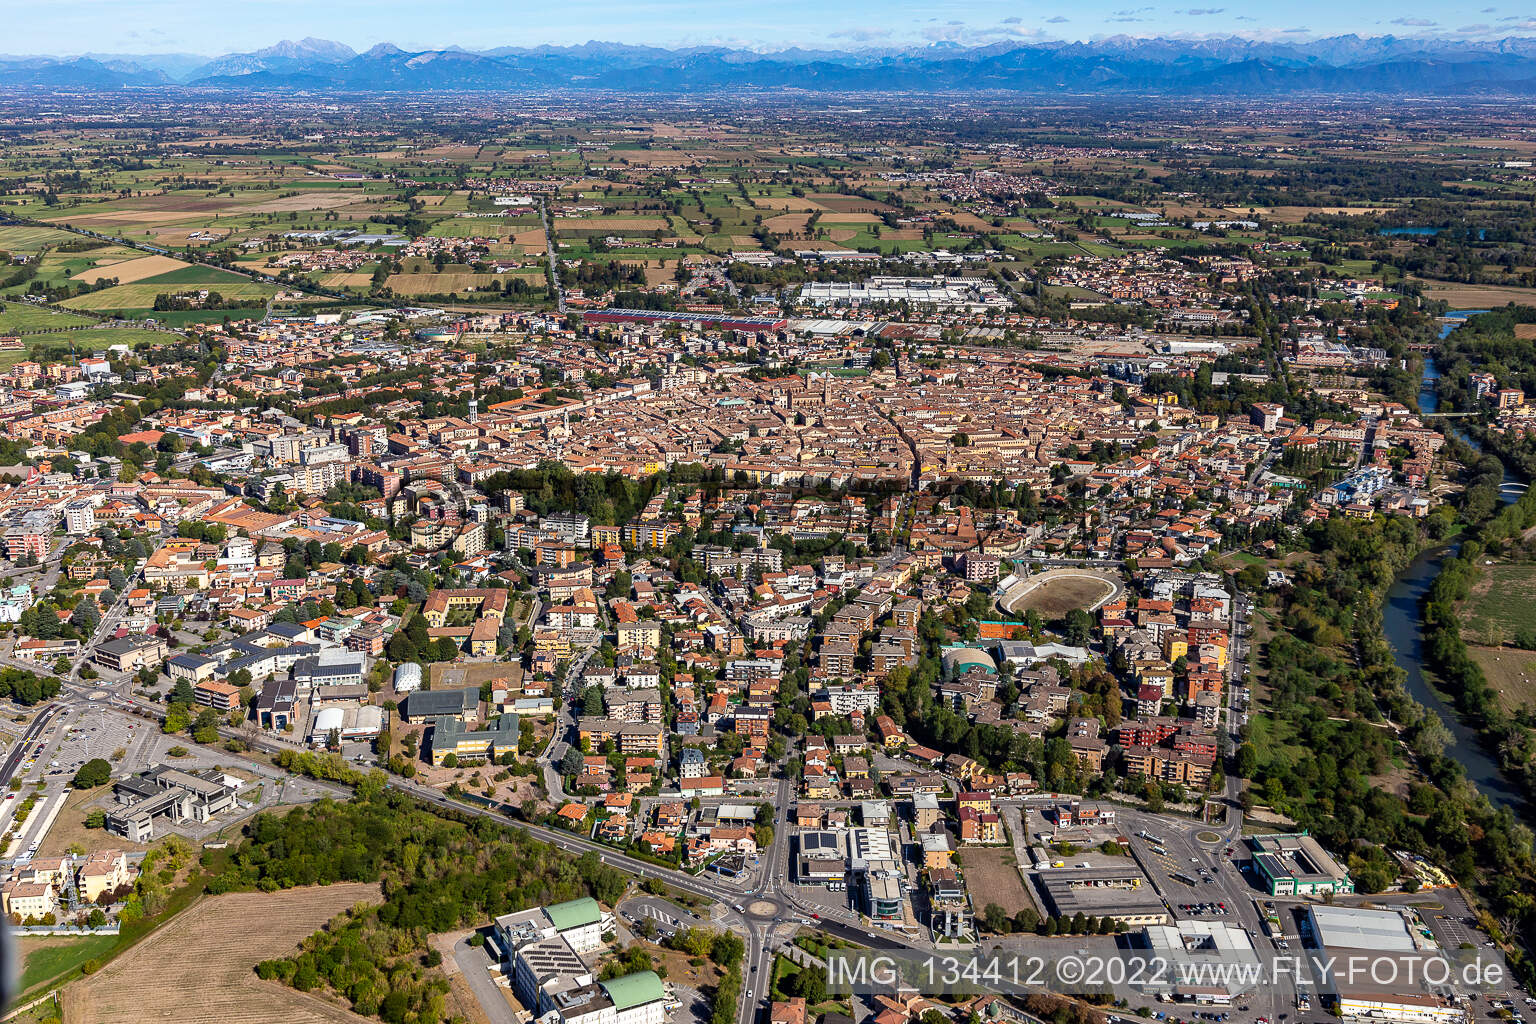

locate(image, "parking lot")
(1, 701), (343, 852)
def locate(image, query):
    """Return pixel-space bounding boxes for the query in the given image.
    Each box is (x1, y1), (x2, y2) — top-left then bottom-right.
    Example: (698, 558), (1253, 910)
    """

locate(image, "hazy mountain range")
(10, 34), (1536, 94)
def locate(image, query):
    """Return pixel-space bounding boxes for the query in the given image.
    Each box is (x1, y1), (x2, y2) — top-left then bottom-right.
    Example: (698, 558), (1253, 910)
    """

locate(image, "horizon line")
(26, 30), (1536, 61)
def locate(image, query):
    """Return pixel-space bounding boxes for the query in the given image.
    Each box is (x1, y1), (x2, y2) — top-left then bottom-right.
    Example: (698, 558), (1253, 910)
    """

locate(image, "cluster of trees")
(118, 835), (196, 927)
(0, 668), (60, 706)
(164, 678), (229, 743)
(16, 600), (87, 645)
(272, 749), (373, 788)
(230, 793), (630, 1023)
(479, 460), (672, 527)
(72, 758), (112, 788)
(660, 926), (744, 969)
(152, 290), (253, 311)
(979, 903), (1122, 936)
(384, 613), (460, 663)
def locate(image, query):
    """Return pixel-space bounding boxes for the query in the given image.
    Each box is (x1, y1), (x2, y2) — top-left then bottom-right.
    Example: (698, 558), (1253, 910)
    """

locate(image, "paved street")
(453, 933), (523, 1024)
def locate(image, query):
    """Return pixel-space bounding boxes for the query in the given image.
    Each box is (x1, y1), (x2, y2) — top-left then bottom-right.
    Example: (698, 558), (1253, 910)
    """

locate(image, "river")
(1378, 313), (1529, 815)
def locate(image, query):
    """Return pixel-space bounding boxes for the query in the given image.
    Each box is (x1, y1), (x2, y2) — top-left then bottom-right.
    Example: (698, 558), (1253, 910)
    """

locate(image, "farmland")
(0, 302), (95, 333)
(60, 882), (383, 1024)
(1467, 645), (1536, 713)
(1459, 561), (1536, 646)
(72, 254), (193, 285)
(58, 279), (277, 312)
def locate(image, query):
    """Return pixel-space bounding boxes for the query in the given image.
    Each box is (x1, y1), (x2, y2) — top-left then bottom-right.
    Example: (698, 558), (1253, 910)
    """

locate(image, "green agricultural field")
(58, 281), (276, 312)
(0, 225), (81, 251)
(1460, 561), (1536, 647)
(0, 302), (96, 333)
(136, 264), (255, 286)
(427, 217), (508, 238)
(0, 326), (166, 367)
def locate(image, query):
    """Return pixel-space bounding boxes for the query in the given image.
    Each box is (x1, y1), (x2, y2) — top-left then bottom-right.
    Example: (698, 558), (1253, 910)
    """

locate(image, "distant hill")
(11, 35), (1536, 95)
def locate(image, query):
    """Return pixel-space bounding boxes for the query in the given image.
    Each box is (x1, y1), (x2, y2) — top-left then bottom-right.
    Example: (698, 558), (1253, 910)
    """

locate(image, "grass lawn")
(19, 932), (118, 997)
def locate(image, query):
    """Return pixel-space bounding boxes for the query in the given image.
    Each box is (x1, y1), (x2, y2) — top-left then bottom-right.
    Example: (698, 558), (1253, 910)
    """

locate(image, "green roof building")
(545, 896), (603, 933)
(601, 971), (665, 1012)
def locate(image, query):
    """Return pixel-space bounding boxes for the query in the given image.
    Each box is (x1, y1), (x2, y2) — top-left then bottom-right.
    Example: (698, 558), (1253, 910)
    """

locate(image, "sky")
(10, 0), (1536, 56)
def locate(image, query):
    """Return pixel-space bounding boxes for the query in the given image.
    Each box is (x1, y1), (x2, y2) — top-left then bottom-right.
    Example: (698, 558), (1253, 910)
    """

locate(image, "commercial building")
(93, 634), (168, 674)
(1305, 905), (1464, 1024)
(309, 704), (384, 744)
(1036, 866), (1169, 927)
(1136, 920), (1261, 1003)
(1250, 833), (1354, 897)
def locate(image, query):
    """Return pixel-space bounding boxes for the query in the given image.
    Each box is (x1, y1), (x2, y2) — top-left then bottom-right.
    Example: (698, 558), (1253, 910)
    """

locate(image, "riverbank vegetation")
(1421, 487), (1536, 799)
(1238, 507), (1536, 974)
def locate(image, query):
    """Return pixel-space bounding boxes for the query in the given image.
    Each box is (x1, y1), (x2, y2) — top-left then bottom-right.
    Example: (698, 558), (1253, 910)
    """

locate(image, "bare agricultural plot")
(764, 212), (811, 233)
(750, 196), (826, 212)
(320, 272), (375, 288)
(62, 882), (382, 1024)
(554, 216), (670, 231)
(1417, 280), (1536, 307)
(811, 195), (898, 214)
(1468, 646), (1536, 713)
(1255, 205), (1393, 223)
(72, 254), (191, 286)
(388, 272), (540, 295)
(249, 192), (372, 214)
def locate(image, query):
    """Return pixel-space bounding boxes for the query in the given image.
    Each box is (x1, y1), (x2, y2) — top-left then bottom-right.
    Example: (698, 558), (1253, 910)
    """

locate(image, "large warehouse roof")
(1308, 905), (1417, 952)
